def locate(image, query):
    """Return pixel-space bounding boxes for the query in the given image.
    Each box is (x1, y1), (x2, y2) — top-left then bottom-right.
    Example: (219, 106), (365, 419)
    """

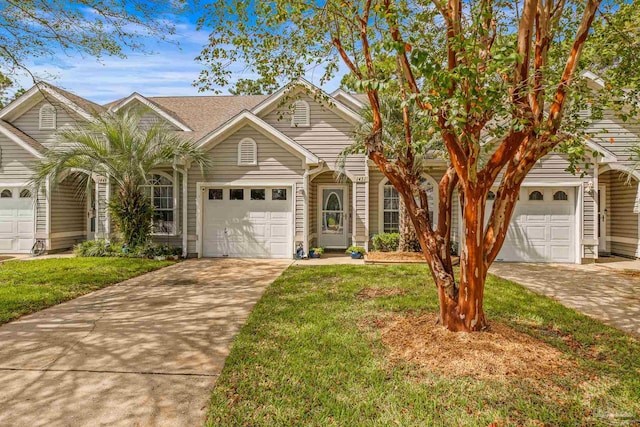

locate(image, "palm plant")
(32, 107), (210, 247)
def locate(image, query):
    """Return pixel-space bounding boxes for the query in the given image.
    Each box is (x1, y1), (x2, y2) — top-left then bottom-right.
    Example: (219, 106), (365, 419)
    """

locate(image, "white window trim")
(377, 175), (439, 234)
(378, 180), (400, 234)
(39, 104), (57, 130)
(144, 172), (177, 235)
(237, 137), (258, 166)
(290, 99), (310, 127)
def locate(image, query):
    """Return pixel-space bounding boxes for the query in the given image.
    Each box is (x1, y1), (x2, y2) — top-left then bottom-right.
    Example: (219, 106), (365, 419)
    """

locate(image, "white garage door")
(202, 186), (293, 258)
(0, 187), (35, 253)
(488, 187), (575, 263)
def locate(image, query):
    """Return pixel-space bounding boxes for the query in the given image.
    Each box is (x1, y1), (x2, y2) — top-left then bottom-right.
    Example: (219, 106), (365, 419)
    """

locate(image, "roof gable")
(197, 110), (320, 165)
(109, 93), (193, 132)
(251, 78), (363, 125)
(0, 83), (99, 123)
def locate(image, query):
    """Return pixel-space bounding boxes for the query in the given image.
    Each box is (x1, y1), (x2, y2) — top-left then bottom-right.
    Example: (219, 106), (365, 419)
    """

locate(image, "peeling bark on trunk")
(398, 200), (420, 252)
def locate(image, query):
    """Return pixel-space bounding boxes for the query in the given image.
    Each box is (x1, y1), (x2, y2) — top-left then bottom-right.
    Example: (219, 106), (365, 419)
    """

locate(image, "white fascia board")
(580, 71), (605, 89)
(0, 124), (43, 158)
(331, 89), (366, 109)
(0, 83), (94, 122)
(110, 93), (193, 132)
(584, 138), (618, 163)
(197, 110), (320, 165)
(251, 77), (363, 124)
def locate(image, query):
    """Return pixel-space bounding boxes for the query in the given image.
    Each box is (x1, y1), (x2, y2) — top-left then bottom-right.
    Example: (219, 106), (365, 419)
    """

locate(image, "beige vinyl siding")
(587, 112), (640, 166)
(50, 177), (86, 250)
(601, 170), (639, 257)
(261, 93), (366, 175)
(0, 134), (37, 182)
(12, 99), (85, 146)
(186, 125), (305, 254)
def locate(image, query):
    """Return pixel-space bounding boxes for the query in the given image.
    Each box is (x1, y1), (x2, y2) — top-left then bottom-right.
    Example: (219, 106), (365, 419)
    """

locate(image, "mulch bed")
(365, 252), (460, 265)
(371, 313), (575, 380)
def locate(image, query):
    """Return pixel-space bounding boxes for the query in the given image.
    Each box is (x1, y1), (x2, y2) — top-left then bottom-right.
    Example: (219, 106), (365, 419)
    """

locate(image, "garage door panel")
(0, 239), (13, 250)
(523, 225), (546, 240)
(550, 226), (571, 241)
(0, 222), (15, 233)
(489, 187), (575, 263)
(202, 186), (293, 259)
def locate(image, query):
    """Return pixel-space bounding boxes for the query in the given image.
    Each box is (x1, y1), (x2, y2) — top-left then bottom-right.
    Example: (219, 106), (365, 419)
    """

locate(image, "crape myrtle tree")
(197, 0), (636, 331)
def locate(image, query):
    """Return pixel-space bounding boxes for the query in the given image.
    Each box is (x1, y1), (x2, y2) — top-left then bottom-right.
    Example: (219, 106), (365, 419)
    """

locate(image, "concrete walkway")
(490, 262), (640, 338)
(0, 258), (291, 427)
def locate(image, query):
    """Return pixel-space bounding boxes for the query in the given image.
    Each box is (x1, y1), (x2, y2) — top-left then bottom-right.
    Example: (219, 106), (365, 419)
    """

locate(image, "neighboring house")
(0, 75), (638, 263)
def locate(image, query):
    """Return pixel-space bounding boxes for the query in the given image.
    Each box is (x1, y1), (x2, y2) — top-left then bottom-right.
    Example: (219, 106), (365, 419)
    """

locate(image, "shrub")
(74, 239), (181, 258)
(310, 247), (324, 255)
(74, 239), (116, 257)
(372, 233), (400, 252)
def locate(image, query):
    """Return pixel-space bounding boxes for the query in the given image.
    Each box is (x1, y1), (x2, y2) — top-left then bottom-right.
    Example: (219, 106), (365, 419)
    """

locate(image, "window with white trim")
(0, 189), (12, 198)
(291, 100), (310, 127)
(237, 138), (257, 166)
(143, 174), (174, 234)
(39, 104), (57, 130)
(19, 189), (31, 198)
(382, 183), (400, 233)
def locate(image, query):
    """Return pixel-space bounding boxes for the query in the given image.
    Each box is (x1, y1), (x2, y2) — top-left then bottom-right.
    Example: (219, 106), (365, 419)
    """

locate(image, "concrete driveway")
(490, 262), (640, 338)
(0, 258), (291, 427)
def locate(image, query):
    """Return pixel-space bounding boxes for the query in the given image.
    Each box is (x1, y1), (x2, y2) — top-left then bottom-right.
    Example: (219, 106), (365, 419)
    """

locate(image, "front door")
(598, 184), (607, 253)
(318, 186), (349, 248)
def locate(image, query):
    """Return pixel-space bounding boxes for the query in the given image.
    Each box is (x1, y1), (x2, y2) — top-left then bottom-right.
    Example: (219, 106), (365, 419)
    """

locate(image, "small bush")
(75, 239), (181, 259)
(372, 233), (400, 252)
(74, 239), (115, 257)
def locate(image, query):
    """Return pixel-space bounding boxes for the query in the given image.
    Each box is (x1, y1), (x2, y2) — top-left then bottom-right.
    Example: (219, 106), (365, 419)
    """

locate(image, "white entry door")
(487, 187), (576, 263)
(202, 186), (293, 258)
(318, 186), (349, 248)
(0, 187), (35, 253)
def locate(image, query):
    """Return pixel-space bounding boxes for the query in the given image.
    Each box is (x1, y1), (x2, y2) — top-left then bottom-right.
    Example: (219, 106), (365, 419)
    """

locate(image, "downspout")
(303, 161), (324, 257)
(364, 157), (370, 252)
(175, 166), (188, 258)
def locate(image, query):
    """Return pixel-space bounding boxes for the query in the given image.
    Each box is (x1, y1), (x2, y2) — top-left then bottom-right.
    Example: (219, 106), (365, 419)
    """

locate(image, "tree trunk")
(397, 200), (420, 252)
(437, 192), (489, 331)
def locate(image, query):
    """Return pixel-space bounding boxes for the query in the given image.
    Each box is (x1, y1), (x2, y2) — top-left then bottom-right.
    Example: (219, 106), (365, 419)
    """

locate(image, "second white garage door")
(487, 187), (576, 263)
(202, 186), (293, 258)
(0, 187), (35, 253)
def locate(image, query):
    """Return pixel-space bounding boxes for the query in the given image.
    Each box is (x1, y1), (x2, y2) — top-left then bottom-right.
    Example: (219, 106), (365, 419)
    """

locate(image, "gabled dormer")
(108, 92), (193, 132)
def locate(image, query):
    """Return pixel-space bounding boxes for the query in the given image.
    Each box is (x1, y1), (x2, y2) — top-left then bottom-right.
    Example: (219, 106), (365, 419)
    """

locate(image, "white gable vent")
(291, 100), (310, 127)
(39, 104), (57, 130)
(238, 138), (257, 166)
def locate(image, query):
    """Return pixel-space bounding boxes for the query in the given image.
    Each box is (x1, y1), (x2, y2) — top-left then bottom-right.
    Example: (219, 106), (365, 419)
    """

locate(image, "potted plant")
(309, 247), (324, 258)
(346, 246), (365, 259)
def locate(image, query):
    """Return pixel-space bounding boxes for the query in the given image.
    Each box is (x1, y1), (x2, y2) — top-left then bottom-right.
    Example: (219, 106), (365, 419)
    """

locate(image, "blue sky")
(16, 14), (348, 105)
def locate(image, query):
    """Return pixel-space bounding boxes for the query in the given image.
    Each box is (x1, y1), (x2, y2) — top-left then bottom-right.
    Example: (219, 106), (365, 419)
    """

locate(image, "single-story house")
(0, 75), (638, 263)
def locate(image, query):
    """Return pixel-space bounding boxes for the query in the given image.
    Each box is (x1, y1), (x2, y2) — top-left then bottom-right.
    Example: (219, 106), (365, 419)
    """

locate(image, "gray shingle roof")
(145, 95), (269, 141)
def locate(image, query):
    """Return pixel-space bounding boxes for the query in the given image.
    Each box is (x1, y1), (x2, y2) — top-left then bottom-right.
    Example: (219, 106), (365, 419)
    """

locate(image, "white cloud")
(13, 19), (350, 104)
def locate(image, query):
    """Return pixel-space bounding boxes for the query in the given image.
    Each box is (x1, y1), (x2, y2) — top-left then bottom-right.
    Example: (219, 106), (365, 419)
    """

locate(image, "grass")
(207, 265), (640, 426)
(0, 257), (174, 324)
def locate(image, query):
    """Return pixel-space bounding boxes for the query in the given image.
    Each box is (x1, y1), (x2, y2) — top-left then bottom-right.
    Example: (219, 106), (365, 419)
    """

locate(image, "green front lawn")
(0, 257), (174, 324)
(208, 265), (640, 426)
